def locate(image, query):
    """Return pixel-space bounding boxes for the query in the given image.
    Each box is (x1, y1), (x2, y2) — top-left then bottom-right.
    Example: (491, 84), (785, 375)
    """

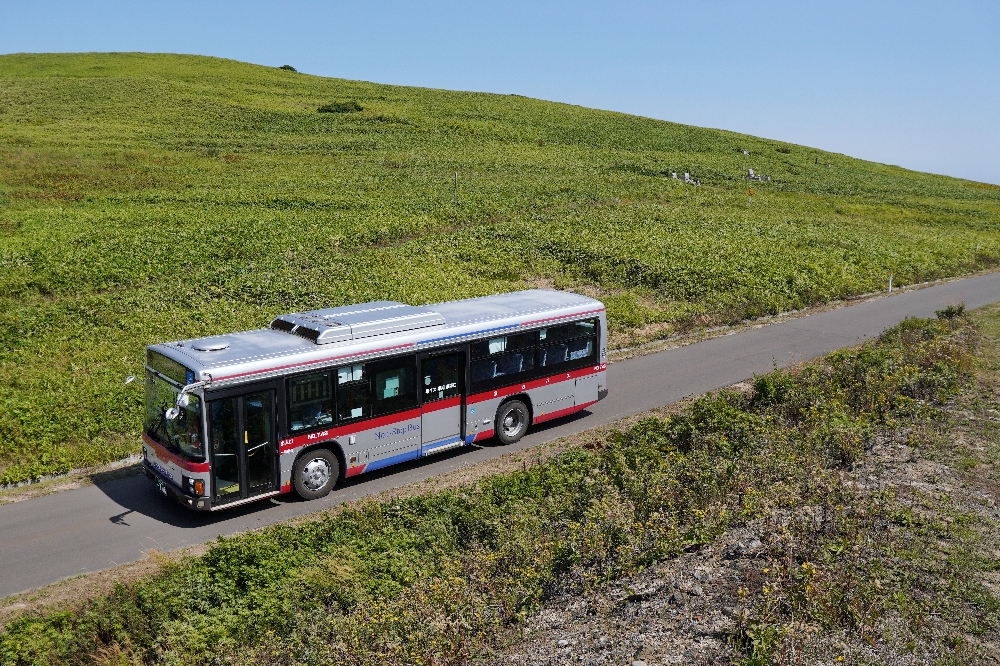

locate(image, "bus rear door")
(419, 349), (466, 455)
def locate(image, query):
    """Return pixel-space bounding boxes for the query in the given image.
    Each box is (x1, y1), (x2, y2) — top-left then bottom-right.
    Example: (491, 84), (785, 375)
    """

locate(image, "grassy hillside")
(1, 52), (1000, 483)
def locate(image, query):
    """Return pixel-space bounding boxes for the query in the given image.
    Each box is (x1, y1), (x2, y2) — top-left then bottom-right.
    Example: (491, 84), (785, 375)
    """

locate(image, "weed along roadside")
(4, 308), (999, 665)
(2, 53), (1000, 488)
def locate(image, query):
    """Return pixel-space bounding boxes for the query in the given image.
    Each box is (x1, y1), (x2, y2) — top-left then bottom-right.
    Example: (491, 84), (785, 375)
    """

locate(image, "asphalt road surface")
(2, 273), (998, 598)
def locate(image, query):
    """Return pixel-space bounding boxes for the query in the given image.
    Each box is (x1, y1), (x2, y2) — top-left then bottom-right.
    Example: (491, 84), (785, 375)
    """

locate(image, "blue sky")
(3, 1), (998, 184)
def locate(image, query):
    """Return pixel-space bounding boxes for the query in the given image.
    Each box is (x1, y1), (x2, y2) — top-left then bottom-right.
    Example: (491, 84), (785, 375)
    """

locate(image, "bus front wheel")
(293, 448), (339, 500)
(495, 400), (530, 445)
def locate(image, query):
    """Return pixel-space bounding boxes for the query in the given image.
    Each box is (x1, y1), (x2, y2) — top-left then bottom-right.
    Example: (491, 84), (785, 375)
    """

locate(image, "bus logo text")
(374, 423), (420, 440)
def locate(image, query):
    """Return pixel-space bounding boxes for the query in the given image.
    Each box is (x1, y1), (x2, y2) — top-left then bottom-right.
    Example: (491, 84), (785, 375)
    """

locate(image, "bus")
(142, 289), (608, 510)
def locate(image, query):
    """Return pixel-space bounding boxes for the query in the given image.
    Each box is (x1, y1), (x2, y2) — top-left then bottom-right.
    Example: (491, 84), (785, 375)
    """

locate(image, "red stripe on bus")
(143, 433), (210, 473)
(345, 464), (368, 477)
(467, 365), (606, 405)
(278, 407), (423, 453)
(520, 308), (605, 326)
(533, 400), (598, 425)
(422, 395), (461, 413)
(474, 429), (495, 442)
(280, 482), (292, 494)
(214, 342), (417, 381)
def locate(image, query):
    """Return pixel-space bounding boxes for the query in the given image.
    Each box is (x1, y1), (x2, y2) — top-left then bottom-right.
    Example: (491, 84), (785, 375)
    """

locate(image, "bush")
(936, 302), (966, 319)
(318, 101), (363, 113)
(278, 64), (296, 72)
(775, 146), (792, 154)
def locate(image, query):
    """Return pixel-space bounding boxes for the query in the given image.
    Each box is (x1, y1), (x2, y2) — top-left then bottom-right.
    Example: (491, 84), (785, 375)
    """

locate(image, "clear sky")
(3, 1), (998, 184)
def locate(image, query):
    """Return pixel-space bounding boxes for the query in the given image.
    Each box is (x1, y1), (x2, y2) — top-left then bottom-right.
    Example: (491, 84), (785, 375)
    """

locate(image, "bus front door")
(419, 351), (466, 455)
(209, 390), (278, 506)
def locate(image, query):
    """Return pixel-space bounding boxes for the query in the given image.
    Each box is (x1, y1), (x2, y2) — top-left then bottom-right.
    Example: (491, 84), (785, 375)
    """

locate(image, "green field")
(1, 52), (1000, 484)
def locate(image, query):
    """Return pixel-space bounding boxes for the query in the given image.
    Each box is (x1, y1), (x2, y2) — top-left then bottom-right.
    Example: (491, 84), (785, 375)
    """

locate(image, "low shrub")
(936, 302), (966, 320)
(317, 100), (362, 113)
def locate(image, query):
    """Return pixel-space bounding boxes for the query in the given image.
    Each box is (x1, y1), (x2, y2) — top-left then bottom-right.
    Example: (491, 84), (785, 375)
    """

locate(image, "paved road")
(2, 274), (998, 597)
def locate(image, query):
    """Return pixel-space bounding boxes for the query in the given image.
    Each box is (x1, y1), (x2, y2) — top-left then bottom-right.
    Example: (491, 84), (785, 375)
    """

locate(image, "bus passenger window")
(472, 332), (535, 359)
(568, 337), (594, 360)
(495, 352), (533, 376)
(471, 351), (534, 382)
(539, 319), (597, 367)
(471, 358), (496, 383)
(336, 364), (370, 421)
(370, 355), (418, 417)
(288, 371), (333, 433)
(338, 365), (363, 384)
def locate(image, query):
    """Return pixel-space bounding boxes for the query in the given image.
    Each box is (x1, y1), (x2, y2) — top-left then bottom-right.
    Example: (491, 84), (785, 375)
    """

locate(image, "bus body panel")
(144, 290), (610, 510)
(530, 372), (577, 419)
(142, 433), (212, 509)
(574, 371), (601, 406)
(421, 396), (463, 454)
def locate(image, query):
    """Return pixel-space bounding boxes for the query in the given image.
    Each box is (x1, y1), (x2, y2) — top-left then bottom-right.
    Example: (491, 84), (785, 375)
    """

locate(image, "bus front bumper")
(143, 462), (211, 511)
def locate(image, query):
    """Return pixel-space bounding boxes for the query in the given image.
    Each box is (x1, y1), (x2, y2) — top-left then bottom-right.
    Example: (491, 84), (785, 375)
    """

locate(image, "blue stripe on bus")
(362, 448), (422, 473)
(421, 324), (520, 347)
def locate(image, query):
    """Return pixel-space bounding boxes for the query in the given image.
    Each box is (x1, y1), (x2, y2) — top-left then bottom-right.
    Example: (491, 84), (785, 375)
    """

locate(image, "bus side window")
(470, 330), (537, 387)
(288, 371), (334, 433)
(370, 355), (419, 417)
(539, 320), (597, 367)
(336, 364), (370, 421)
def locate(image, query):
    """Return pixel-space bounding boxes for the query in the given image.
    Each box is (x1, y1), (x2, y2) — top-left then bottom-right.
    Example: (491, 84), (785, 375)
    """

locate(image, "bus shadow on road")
(93, 474), (289, 528)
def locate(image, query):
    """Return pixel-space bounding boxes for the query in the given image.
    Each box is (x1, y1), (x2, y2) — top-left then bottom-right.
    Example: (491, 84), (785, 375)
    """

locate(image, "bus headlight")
(183, 476), (205, 496)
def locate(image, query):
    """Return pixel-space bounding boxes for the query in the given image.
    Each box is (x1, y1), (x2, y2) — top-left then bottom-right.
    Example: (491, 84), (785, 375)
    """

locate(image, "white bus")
(142, 289), (608, 510)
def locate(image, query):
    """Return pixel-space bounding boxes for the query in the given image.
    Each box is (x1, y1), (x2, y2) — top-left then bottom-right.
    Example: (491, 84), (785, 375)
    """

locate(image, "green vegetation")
(5, 311), (996, 665)
(316, 101), (362, 114)
(2, 52), (1000, 483)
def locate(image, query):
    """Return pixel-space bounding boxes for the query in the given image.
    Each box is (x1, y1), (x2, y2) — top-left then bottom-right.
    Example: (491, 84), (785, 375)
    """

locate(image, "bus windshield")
(144, 371), (205, 461)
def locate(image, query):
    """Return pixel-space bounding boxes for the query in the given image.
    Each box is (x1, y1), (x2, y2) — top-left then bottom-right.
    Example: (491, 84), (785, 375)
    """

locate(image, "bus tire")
(293, 448), (339, 500)
(495, 399), (530, 445)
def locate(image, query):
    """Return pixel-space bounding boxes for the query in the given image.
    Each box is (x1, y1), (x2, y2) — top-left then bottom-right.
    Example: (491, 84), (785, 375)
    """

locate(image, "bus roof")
(148, 289), (605, 388)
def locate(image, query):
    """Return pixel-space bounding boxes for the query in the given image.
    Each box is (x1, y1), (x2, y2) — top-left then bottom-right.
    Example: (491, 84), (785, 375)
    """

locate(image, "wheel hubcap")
(502, 409), (522, 436)
(301, 458), (331, 491)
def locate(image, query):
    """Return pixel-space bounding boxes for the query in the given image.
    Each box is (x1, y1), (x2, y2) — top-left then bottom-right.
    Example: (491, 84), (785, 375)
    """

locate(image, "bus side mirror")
(176, 393), (191, 408)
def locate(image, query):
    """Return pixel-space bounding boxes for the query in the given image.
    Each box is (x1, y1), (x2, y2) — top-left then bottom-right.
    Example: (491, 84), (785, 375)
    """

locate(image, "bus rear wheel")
(293, 448), (339, 500)
(495, 400), (530, 445)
